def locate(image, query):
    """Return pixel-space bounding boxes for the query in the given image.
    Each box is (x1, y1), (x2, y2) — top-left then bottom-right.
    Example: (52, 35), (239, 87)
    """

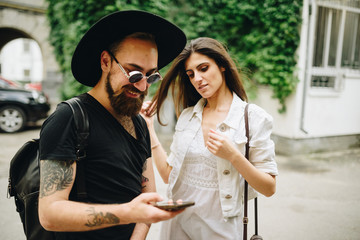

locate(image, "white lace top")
(176, 128), (218, 190)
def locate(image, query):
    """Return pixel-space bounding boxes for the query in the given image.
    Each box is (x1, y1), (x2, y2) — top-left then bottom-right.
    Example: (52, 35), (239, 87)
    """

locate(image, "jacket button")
(225, 194), (232, 199)
(223, 170), (230, 175)
(219, 125), (226, 132)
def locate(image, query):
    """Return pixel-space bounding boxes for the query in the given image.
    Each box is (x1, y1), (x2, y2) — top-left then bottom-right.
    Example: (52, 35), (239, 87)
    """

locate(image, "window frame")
(308, 0), (360, 95)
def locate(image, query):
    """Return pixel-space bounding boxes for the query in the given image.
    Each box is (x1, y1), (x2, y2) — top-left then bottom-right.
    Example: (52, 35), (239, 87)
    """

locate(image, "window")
(342, 12), (360, 69)
(311, 1), (360, 90)
(24, 69), (30, 80)
(23, 40), (30, 53)
(313, 6), (360, 69)
(313, 4), (360, 70)
(328, 9), (341, 66)
(313, 7), (327, 67)
(311, 76), (336, 87)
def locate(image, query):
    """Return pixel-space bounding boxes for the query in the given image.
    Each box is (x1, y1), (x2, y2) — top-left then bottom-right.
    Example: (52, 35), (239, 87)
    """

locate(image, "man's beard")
(106, 75), (147, 117)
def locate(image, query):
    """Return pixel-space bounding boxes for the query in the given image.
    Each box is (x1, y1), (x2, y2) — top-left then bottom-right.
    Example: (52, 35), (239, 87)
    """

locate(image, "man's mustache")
(113, 85), (147, 98)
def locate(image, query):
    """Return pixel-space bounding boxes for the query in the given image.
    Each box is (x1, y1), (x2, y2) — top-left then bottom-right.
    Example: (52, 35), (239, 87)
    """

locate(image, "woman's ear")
(220, 66), (225, 72)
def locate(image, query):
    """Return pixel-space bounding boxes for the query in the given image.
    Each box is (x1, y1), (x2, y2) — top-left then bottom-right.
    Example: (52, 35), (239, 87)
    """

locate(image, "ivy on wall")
(46, 0), (302, 112)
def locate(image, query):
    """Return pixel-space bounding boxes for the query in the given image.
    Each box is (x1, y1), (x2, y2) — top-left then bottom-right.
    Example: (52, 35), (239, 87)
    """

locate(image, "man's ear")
(100, 50), (112, 72)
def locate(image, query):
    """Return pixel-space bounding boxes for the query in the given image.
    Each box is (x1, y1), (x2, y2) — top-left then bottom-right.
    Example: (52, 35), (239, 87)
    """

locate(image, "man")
(38, 10), (186, 240)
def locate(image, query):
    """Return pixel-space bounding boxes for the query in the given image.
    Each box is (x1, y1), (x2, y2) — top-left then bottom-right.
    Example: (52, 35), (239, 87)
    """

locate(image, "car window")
(0, 78), (21, 89)
(0, 79), (9, 88)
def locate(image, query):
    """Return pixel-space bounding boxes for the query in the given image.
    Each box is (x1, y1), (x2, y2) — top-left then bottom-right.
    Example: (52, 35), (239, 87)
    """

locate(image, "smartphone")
(154, 201), (195, 211)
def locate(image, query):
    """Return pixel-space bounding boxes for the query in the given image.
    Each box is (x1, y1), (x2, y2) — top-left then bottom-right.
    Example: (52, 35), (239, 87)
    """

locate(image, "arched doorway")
(0, 3), (62, 102)
(0, 28), (43, 89)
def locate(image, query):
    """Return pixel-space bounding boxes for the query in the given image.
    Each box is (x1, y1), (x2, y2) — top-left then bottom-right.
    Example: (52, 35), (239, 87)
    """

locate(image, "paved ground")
(1, 125), (360, 240)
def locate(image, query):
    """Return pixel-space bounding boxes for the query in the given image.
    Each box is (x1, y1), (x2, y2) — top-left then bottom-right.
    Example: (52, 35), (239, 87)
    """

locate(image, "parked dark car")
(0, 76), (51, 133)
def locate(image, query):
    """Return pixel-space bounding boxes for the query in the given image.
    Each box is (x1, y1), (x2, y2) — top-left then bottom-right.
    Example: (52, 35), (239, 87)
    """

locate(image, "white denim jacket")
(167, 92), (278, 218)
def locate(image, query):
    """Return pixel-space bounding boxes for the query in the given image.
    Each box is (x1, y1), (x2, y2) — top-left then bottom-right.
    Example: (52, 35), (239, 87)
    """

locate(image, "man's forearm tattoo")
(85, 207), (120, 227)
(39, 160), (74, 198)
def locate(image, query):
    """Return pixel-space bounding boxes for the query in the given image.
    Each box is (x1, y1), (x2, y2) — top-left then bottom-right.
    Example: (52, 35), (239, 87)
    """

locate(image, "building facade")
(254, 0), (360, 154)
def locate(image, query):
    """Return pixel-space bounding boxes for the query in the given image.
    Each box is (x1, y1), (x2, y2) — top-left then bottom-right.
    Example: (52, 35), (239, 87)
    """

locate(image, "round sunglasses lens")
(147, 74), (161, 84)
(129, 72), (144, 83)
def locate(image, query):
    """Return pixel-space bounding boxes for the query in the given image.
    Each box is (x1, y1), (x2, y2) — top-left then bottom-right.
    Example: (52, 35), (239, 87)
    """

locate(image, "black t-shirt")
(39, 93), (151, 240)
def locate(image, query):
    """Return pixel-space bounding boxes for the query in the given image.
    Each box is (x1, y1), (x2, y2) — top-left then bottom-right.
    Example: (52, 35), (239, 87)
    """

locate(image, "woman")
(141, 37), (278, 240)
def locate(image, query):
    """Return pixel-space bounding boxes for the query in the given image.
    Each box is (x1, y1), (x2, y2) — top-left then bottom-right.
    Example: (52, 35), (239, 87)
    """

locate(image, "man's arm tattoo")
(141, 175), (149, 189)
(85, 207), (120, 227)
(142, 159), (147, 172)
(39, 160), (74, 198)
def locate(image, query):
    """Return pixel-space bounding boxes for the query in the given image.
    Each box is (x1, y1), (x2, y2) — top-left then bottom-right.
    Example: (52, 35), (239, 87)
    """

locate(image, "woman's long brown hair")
(148, 37), (248, 125)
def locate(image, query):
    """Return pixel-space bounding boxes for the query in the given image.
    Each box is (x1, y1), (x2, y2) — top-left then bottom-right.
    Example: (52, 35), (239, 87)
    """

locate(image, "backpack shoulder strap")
(64, 97), (89, 160)
(63, 97), (89, 201)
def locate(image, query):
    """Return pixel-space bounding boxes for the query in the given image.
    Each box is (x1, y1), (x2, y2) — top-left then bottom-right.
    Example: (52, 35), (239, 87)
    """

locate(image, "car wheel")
(0, 106), (27, 133)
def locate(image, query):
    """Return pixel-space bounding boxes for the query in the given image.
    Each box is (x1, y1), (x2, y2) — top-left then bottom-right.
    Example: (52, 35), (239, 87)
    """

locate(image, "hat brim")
(71, 10), (186, 87)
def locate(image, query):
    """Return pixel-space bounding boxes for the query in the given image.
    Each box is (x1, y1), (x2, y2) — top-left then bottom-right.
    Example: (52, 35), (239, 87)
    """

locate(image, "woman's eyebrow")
(185, 62), (209, 72)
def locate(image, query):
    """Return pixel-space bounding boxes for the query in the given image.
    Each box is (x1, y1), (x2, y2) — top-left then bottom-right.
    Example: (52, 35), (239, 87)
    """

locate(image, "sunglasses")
(107, 50), (162, 84)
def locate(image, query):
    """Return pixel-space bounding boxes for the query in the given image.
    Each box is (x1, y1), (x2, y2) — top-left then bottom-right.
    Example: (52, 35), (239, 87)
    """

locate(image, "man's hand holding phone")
(154, 200), (195, 211)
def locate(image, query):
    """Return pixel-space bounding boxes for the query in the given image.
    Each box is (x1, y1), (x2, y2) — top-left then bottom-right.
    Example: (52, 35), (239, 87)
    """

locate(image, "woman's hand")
(207, 130), (276, 197)
(206, 129), (239, 160)
(140, 101), (154, 130)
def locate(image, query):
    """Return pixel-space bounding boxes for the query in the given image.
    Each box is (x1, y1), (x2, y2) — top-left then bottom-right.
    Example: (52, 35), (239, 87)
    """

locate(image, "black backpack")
(7, 97), (89, 240)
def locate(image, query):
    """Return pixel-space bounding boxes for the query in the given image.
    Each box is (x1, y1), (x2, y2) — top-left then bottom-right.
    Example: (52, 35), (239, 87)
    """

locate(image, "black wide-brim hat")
(71, 10), (186, 87)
